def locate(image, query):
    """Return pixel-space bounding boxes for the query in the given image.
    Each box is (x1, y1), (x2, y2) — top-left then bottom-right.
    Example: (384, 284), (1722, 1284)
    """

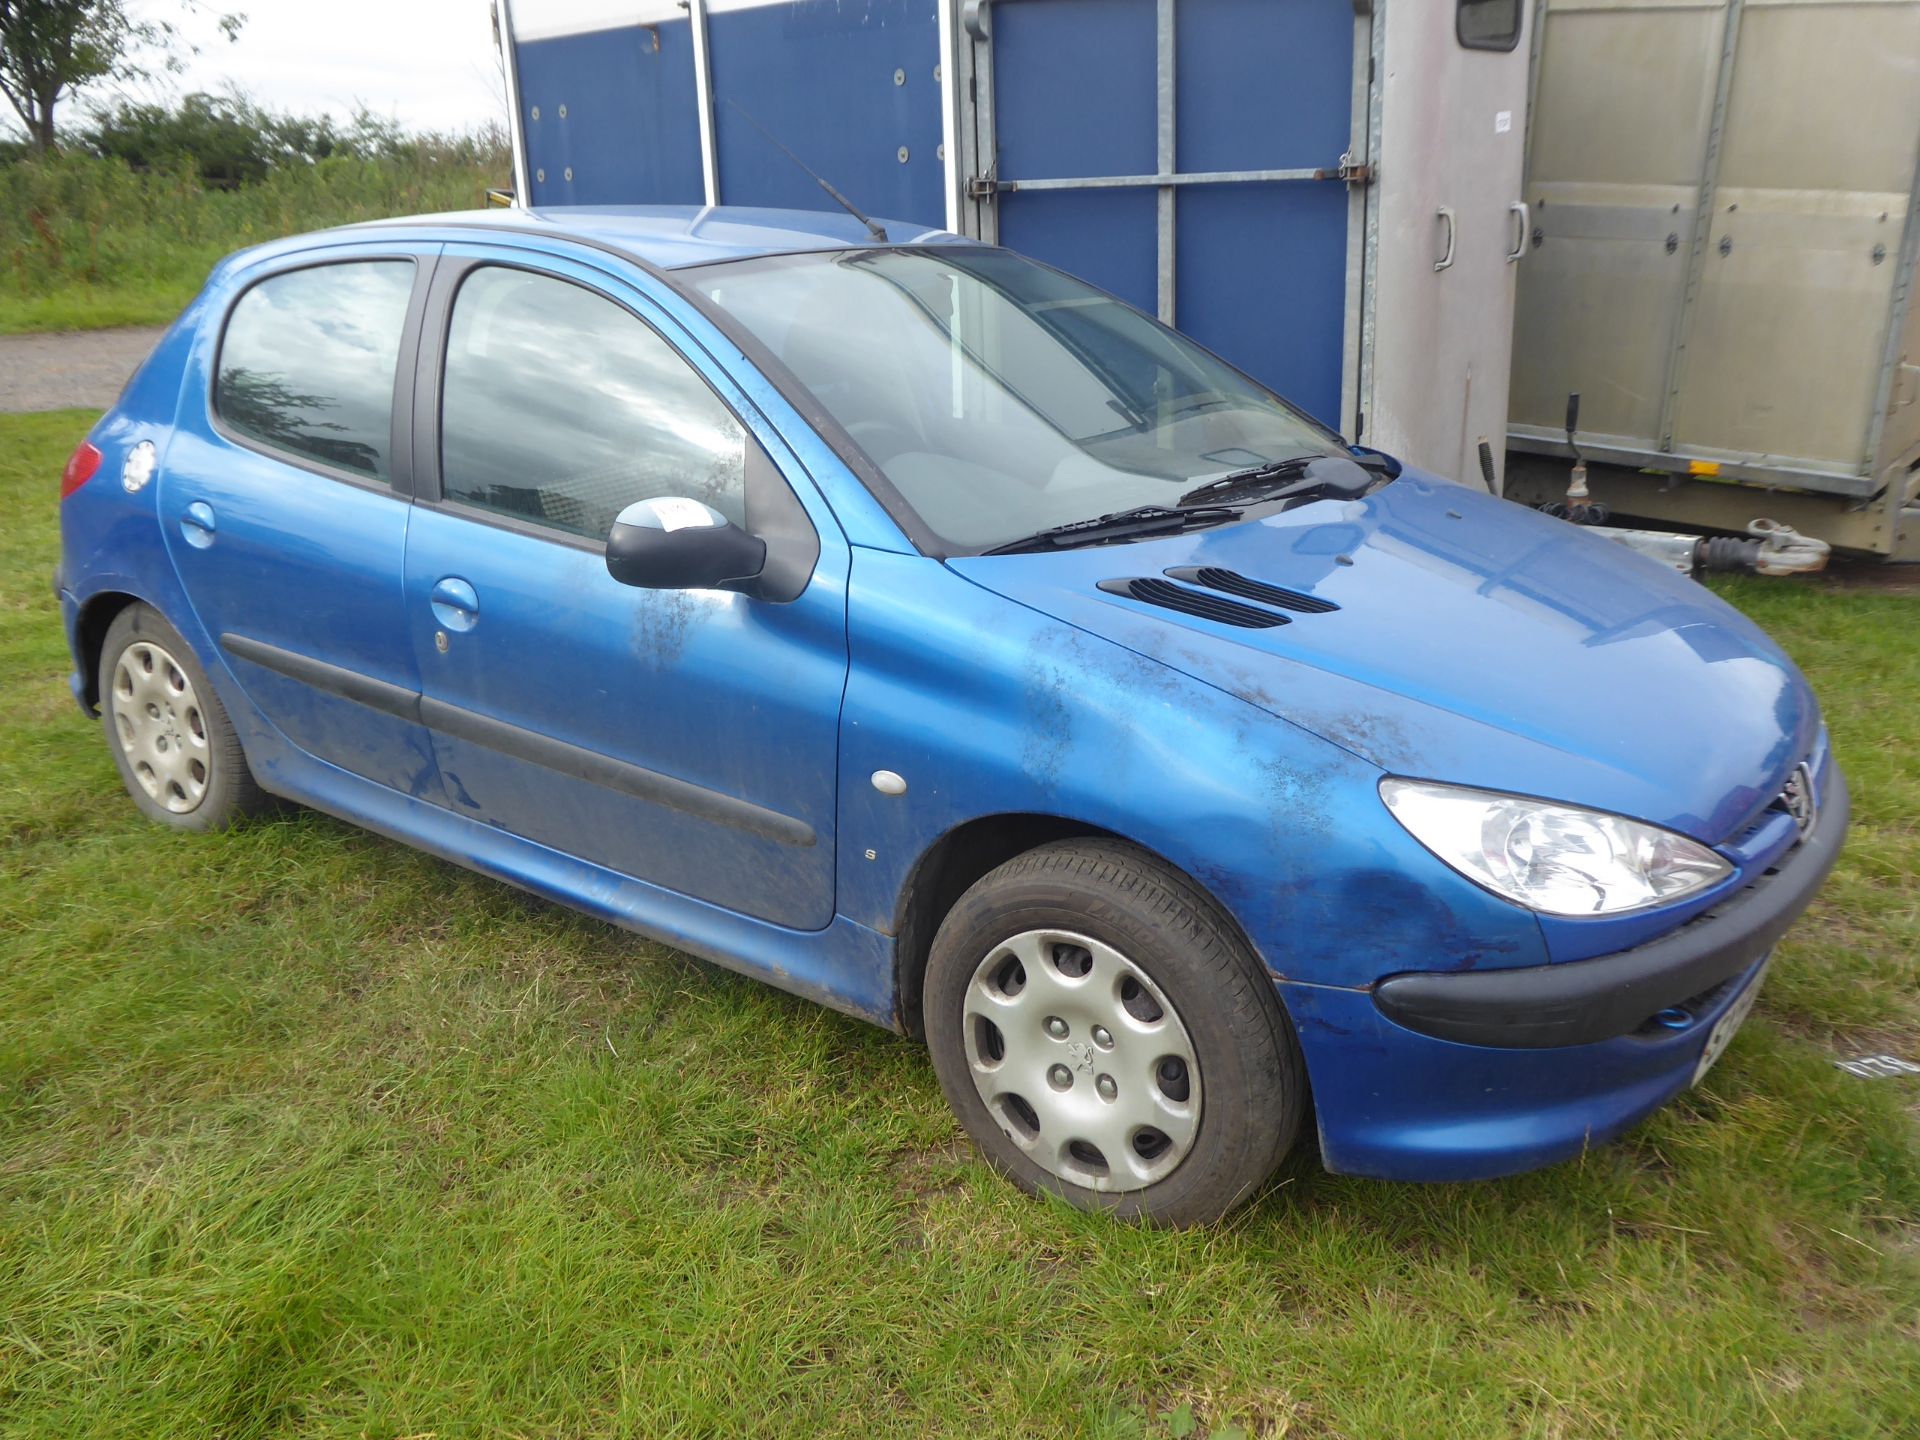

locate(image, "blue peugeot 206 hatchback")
(56, 206), (1846, 1224)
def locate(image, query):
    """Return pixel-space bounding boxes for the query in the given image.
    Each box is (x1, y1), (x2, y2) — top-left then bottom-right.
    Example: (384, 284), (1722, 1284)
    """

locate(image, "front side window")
(215, 260), (414, 481)
(1458, 0), (1522, 51)
(438, 267), (747, 541)
(687, 248), (1343, 552)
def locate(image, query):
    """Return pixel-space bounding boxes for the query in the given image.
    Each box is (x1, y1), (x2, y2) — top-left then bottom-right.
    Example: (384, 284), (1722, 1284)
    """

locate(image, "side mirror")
(605, 497), (767, 592)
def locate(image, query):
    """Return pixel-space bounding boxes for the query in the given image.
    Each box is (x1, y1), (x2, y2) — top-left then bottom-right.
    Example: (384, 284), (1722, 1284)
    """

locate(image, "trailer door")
(1361, 0), (1533, 486)
(956, 0), (1367, 430)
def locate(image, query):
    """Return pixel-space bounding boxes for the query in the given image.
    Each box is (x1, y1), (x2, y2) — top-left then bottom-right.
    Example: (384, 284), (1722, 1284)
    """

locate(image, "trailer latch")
(966, 175), (998, 200)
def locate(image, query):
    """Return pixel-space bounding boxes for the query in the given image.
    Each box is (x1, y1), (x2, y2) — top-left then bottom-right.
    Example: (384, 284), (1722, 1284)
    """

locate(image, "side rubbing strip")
(417, 697), (817, 849)
(221, 633), (816, 849)
(222, 633), (422, 723)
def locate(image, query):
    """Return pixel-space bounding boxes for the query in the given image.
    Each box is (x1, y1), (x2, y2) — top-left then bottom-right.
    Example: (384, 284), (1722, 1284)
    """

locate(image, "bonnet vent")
(1097, 577), (1289, 629)
(1162, 566), (1340, 614)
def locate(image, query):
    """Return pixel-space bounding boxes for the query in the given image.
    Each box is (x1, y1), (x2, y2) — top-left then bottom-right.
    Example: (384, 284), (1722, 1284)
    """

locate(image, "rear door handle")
(1507, 200), (1530, 263)
(1433, 207), (1456, 272)
(430, 576), (480, 632)
(180, 501), (217, 548)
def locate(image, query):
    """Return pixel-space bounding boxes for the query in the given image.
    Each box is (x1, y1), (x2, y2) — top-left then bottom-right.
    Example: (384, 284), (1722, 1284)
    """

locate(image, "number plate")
(1692, 952), (1773, 1086)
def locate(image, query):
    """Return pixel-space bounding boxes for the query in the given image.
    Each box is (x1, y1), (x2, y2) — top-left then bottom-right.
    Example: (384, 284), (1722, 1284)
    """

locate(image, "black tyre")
(98, 603), (268, 831)
(924, 838), (1307, 1225)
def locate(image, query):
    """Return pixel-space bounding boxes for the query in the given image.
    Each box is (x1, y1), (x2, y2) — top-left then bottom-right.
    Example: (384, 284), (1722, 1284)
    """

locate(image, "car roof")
(342, 204), (973, 271)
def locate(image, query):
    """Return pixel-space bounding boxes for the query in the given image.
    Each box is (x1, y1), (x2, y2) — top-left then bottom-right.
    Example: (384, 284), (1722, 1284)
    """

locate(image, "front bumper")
(1282, 764), (1847, 1182)
(1371, 765), (1848, 1048)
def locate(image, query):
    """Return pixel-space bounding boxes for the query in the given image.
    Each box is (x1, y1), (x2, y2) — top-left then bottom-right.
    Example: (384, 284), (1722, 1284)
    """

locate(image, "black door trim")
(219, 632), (817, 849)
(416, 697), (816, 848)
(223, 633), (422, 723)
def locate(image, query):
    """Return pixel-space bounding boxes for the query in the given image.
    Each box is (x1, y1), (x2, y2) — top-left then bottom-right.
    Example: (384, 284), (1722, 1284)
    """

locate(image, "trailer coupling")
(1541, 392), (1830, 578)
(1583, 520), (1832, 579)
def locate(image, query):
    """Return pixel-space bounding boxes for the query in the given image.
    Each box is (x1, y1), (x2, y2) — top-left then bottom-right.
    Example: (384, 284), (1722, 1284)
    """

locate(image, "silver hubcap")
(963, 929), (1201, 1191)
(110, 640), (210, 814)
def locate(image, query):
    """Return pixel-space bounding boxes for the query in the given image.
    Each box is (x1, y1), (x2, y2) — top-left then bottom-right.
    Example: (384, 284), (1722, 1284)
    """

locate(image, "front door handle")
(180, 501), (217, 549)
(430, 576), (480, 632)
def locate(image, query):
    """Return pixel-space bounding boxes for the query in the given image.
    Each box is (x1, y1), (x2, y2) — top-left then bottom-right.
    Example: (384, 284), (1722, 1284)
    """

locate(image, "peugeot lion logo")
(1781, 763), (1817, 838)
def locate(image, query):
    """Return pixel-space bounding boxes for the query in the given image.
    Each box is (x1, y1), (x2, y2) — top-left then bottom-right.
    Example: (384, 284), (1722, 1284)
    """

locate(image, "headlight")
(1379, 779), (1733, 917)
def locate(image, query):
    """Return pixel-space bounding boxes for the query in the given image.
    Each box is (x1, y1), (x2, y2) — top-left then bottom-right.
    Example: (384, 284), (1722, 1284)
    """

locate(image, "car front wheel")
(924, 839), (1306, 1225)
(98, 603), (267, 831)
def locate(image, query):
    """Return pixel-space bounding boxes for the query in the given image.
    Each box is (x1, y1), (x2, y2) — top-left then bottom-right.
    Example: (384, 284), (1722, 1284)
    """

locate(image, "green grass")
(3, 409), (1918, 1438)
(1, 154), (502, 335)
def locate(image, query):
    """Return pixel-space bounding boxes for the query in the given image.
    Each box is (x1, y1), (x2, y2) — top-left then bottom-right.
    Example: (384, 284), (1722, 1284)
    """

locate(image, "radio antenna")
(725, 100), (889, 243)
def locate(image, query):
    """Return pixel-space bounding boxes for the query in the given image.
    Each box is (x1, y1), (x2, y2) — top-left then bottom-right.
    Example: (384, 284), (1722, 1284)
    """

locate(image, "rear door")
(160, 245), (441, 798)
(400, 245), (848, 930)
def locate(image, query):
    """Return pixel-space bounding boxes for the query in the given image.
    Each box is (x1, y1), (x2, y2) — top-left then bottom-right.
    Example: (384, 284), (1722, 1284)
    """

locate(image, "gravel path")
(0, 327), (170, 413)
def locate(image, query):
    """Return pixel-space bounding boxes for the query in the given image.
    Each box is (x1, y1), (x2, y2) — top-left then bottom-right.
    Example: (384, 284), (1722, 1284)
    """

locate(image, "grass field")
(2, 409), (1917, 1438)
(1, 154), (502, 335)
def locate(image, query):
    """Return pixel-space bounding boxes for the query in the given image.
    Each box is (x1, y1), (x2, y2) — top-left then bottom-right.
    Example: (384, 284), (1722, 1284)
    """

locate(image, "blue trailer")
(497, 0), (1536, 485)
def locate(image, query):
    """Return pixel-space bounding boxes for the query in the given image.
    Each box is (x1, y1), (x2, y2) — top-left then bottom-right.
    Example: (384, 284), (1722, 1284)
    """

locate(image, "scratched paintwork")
(56, 207), (1833, 1184)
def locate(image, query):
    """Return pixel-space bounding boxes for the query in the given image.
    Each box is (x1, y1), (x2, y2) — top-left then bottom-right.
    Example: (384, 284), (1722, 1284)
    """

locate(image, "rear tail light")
(60, 441), (103, 501)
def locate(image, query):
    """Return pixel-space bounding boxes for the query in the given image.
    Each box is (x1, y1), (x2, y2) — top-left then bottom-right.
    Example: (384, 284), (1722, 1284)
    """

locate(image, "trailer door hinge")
(967, 174), (999, 200)
(1316, 152), (1372, 186)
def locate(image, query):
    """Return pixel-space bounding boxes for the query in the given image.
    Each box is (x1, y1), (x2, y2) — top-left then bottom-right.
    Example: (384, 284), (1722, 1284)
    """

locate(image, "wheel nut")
(1092, 1025), (1113, 1048)
(1048, 1064), (1073, 1090)
(1096, 1074), (1117, 1101)
(1045, 1016), (1068, 1038)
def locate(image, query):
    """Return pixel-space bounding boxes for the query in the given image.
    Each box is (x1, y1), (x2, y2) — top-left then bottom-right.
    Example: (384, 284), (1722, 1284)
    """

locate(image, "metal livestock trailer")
(495, 0), (1538, 489)
(1505, 0), (1920, 558)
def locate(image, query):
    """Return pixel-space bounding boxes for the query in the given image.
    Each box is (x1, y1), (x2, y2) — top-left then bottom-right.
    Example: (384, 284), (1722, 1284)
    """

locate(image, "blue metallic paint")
(56, 208), (1837, 1186)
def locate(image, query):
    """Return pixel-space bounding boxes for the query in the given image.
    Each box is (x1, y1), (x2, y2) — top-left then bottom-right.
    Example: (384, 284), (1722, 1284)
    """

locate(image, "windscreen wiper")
(1177, 452), (1387, 509)
(979, 504), (1244, 556)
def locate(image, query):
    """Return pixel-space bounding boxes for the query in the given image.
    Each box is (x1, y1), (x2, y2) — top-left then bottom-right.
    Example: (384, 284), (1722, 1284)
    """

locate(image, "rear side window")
(437, 266), (746, 541)
(1458, 0), (1521, 51)
(215, 260), (414, 481)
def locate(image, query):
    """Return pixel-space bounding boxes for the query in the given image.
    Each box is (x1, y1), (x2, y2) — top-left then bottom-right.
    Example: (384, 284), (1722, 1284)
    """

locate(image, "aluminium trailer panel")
(1506, 0), (1920, 556)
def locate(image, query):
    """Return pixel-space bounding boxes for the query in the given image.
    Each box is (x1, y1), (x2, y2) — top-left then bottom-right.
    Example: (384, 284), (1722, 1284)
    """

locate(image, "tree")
(0, 1), (241, 152)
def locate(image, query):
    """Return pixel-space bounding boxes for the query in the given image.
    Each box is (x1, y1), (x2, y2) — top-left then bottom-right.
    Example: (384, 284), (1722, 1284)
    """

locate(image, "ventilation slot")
(1163, 566), (1340, 613)
(1097, 577), (1289, 629)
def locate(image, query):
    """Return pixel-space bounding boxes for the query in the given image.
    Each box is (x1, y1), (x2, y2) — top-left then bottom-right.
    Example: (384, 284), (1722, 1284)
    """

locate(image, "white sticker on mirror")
(651, 497), (721, 532)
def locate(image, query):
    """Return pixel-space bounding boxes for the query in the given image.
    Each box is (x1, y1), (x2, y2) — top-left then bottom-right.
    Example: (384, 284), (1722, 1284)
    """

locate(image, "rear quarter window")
(214, 260), (415, 481)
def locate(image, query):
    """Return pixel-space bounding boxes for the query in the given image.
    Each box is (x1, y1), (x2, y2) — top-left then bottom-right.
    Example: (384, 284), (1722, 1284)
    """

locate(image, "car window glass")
(215, 260), (414, 481)
(1458, 0), (1521, 51)
(439, 267), (746, 540)
(690, 248), (1341, 552)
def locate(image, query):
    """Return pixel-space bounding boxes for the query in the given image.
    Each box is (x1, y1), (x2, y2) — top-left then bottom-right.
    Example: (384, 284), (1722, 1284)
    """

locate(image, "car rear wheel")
(99, 603), (267, 831)
(924, 838), (1306, 1225)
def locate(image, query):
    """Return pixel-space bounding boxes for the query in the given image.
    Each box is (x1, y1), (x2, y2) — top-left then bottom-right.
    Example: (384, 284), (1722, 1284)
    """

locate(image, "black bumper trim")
(1372, 767), (1849, 1049)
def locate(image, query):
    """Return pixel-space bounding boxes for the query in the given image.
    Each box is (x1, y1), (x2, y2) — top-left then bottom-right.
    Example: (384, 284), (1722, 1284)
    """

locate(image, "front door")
(160, 247), (441, 798)
(401, 248), (847, 931)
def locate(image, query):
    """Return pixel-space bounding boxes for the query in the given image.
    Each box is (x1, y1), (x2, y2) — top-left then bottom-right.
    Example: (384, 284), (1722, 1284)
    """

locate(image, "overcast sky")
(109, 0), (509, 134)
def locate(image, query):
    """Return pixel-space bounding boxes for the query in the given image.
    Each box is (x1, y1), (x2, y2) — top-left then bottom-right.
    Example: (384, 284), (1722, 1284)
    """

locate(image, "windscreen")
(686, 248), (1343, 552)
